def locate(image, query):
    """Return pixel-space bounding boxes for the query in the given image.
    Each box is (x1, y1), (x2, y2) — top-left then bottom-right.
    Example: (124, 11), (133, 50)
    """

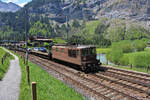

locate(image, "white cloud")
(4, 0), (29, 7)
(5, 0), (19, 3)
(19, 2), (27, 7)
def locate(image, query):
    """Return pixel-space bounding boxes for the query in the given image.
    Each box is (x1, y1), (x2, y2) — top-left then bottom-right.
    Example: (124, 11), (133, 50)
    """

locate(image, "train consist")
(6, 44), (101, 72)
(52, 45), (101, 72)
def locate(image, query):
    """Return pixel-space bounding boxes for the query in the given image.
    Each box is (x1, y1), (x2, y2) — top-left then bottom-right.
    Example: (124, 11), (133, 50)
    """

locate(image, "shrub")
(133, 40), (147, 51)
(53, 38), (66, 44)
(107, 40), (148, 67)
(129, 52), (150, 67)
(108, 47), (123, 65)
(111, 40), (133, 53)
(111, 40), (147, 53)
(119, 55), (129, 66)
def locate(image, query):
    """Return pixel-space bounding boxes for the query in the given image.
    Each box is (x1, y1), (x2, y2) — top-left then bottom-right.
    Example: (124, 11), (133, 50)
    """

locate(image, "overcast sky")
(2, 0), (32, 7)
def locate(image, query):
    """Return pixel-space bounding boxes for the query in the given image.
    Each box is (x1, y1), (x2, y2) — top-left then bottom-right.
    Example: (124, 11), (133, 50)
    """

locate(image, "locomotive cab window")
(92, 48), (96, 54)
(82, 49), (87, 56)
(61, 48), (64, 53)
(56, 48), (58, 52)
(82, 48), (96, 56)
(68, 49), (77, 58)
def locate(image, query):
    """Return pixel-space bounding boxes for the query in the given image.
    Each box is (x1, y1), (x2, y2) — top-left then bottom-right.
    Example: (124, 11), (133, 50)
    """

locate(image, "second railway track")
(15, 50), (150, 100)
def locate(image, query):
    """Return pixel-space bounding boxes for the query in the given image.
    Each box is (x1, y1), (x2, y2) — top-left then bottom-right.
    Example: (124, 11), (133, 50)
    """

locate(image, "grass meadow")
(0, 47), (14, 80)
(18, 55), (86, 100)
(96, 48), (111, 54)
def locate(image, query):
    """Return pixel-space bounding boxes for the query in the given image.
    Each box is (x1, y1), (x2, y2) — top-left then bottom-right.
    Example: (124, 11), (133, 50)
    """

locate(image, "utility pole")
(66, 15), (69, 45)
(63, 0), (75, 45)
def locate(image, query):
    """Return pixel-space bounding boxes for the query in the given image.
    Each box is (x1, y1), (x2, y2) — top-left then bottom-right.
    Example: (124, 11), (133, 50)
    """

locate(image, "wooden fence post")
(24, 57), (26, 65)
(147, 66), (149, 72)
(26, 66), (30, 85)
(130, 64), (132, 69)
(32, 82), (37, 100)
(1, 58), (3, 65)
(107, 59), (108, 65)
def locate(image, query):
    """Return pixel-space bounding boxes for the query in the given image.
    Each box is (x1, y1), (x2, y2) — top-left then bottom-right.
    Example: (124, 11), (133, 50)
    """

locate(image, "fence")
(1, 53), (11, 65)
(21, 55), (37, 100)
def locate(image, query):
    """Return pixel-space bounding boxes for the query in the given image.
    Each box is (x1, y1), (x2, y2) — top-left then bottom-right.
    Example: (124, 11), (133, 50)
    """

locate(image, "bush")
(133, 40), (147, 51)
(111, 40), (146, 53)
(107, 40), (148, 67)
(108, 47), (123, 65)
(141, 38), (150, 43)
(116, 51), (150, 68)
(111, 40), (133, 53)
(119, 55), (129, 66)
(53, 38), (66, 44)
(129, 52), (150, 67)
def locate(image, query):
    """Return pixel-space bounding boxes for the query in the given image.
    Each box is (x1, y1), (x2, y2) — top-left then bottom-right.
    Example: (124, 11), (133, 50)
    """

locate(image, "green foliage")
(112, 40), (133, 53)
(108, 46), (123, 64)
(92, 35), (111, 47)
(95, 22), (108, 35)
(82, 20), (100, 35)
(72, 20), (81, 28)
(102, 19), (150, 42)
(141, 38), (150, 43)
(53, 38), (66, 44)
(111, 40), (147, 53)
(119, 54), (129, 65)
(69, 19), (111, 47)
(133, 40), (147, 51)
(1, 8), (150, 47)
(144, 48), (150, 51)
(125, 25), (150, 40)
(68, 35), (85, 45)
(75, 18), (150, 47)
(96, 48), (111, 54)
(19, 56), (85, 100)
(29, 21), (51, 37)
(123, 51), (150, 67)
(0, 48), (14, 80)
(106, 40), (149, 67)
(68, 34), (111, 47)
(105, 25), (125, 42)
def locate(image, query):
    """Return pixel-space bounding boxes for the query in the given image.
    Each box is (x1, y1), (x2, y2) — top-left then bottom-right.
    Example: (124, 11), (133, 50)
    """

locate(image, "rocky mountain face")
(25, 0), (109, 23)
(0, 0), (150, 28)
(25, 0), (150, 24)
(0, 0), (21, 12)
(98, 0), (150, 20)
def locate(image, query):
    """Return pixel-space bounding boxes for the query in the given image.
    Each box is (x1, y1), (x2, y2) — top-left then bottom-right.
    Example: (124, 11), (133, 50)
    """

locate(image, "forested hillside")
(0, 0), (150, 47)
(68, 18), (150, 47)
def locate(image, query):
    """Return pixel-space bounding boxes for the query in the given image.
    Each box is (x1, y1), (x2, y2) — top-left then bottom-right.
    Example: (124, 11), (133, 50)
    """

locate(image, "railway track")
(14, 50), (150, 100)
(106, 66), (150, 82)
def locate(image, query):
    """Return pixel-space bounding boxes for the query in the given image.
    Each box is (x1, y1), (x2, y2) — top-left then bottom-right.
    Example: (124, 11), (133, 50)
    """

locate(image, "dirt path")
(0, 48), (21, 100)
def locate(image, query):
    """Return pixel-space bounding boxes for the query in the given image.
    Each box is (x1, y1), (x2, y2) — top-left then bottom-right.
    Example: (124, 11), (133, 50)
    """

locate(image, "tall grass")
(96, 48), (111, 54)
(19, 56), (85, 100)
(0, 47), (14, 80)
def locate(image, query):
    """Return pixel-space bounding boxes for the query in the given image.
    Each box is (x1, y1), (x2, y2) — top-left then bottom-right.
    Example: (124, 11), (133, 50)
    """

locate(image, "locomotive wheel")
(81, 65), (88, 73)
(83, 68), (88, 74)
